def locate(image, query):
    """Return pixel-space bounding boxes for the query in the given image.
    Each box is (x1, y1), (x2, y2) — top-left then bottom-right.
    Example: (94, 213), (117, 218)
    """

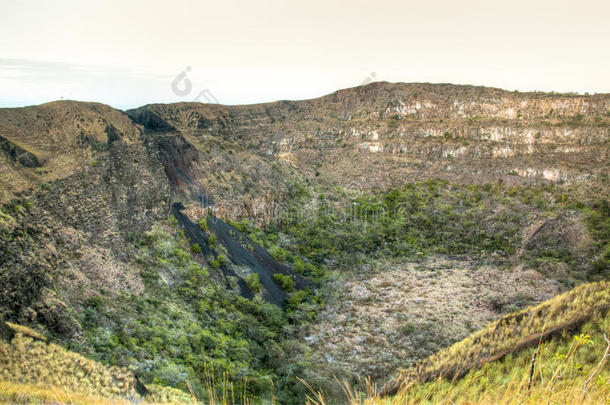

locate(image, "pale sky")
(1, 0), (609, 109)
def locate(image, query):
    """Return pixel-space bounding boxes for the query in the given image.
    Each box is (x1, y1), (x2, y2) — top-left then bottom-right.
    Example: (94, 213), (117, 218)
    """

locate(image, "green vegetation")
(216, 253), (227, 266)
(276, 180), (608, 285)
(269, 245), (289, 262)
(401, 322), (417, 335)
(245, 273), (262, 293)
(273, 274), (294, 292)
(208, 234), (217, 249)
(585, 199), (610, 278)
(292, 258), (324, 279)
(76, 221), (323, 404)
(197, 216), (208, 232)
(190, 243), (201, 253)
(227, 217), (327, 283)
(282, 180), (524, 266)
(209, 253), (227, 269)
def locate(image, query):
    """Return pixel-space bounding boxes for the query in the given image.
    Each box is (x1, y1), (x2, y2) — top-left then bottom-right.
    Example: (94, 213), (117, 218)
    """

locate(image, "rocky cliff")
(129, 82), (609, 222)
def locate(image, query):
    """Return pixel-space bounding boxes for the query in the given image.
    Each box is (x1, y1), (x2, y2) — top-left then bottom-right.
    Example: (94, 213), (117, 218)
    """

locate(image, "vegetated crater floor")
(304, 256), (559, 382)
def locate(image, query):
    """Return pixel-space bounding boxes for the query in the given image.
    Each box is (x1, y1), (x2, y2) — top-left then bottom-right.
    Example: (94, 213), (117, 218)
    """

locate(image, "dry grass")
(0, 323), (192, 404)
(184, 365), (266, 405)
(0, 380), (198, 405)
(0, 330), (138, 399)
(302, 312), (610, 405)
(0, 380), (136, 405)
(4, 322), (46, 341)
(382, 281), (609, 395)
(305, 256), (559, 382)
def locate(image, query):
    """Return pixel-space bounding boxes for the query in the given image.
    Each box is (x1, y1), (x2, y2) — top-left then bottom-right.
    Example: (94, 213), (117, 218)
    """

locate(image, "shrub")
(401, 322), (417, 335)
(287, 290), (308, 308)
(208, 234), (217, 249)
(245, 274), (262, 294)
(87, 296), (104, 309)
(269, 246), (288, 262)
(293, 260), (305, 275)
(197, 217), (208, 232)
(272, 274), (294, 292)
(216, 254), (227, 266)
(191, 243), (201, 254)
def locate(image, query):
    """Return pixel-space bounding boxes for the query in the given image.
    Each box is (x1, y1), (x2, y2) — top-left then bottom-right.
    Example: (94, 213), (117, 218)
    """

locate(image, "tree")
(245, 274), (262, 294)
(273, 274), (294, 292)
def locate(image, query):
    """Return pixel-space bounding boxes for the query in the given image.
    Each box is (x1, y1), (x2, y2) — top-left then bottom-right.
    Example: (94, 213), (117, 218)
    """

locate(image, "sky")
(1, 0), (609, 109)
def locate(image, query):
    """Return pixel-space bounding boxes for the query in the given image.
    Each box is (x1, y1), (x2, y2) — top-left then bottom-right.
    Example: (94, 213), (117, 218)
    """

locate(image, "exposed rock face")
(126, 106), (175, 132)
(130, 83), (609, 221)
(155, 134), (197, 188)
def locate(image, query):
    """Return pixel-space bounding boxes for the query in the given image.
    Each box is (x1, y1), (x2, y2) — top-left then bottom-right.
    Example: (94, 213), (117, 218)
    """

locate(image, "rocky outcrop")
(171, 202), (309, 307)
(125, 106), (175, 132)
(128, 82), (608, 220)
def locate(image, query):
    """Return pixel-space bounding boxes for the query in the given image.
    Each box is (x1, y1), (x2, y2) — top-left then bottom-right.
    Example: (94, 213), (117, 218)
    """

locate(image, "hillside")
(128, 82), (609, 221)
(305, 282), (610, 404)
(0, 321), (191, 404)
(0, 82), (608, 403)
(382, 281), (610, 394)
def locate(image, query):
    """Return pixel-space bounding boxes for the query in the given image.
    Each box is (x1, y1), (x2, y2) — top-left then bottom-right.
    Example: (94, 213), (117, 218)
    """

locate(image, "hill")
(127, 83), (609, 222)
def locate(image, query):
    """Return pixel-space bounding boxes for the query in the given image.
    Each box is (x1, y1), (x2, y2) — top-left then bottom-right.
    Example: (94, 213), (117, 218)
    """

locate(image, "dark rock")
(0, 321), (15, 341)
(125, 107), (175, 132)
(0, 135), (42, 168)
(104, 124), (122, 145)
